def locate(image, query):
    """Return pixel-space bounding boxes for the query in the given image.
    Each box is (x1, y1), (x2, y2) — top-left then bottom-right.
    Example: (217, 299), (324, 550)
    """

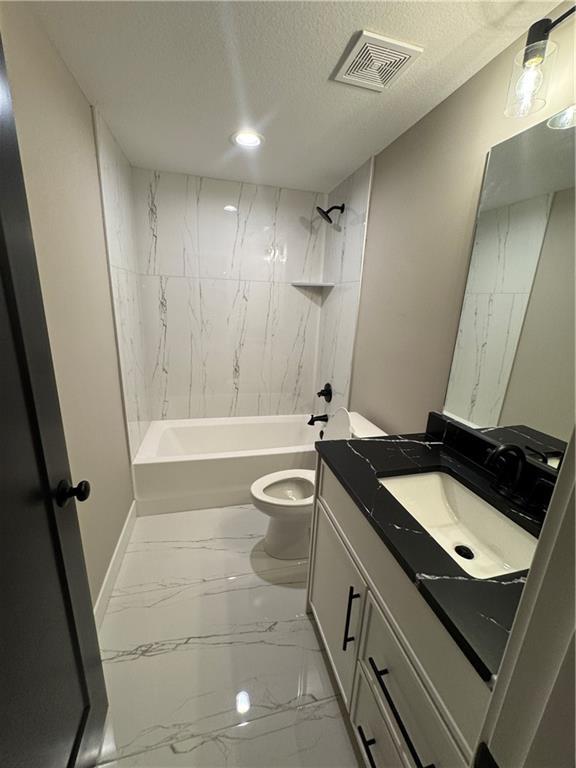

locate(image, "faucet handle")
(316, 383), (333, 403)
(527, 477), (555, 514)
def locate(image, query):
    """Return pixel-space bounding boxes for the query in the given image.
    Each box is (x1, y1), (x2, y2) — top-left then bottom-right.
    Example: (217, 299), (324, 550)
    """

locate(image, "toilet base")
(263, 518), (310, 560)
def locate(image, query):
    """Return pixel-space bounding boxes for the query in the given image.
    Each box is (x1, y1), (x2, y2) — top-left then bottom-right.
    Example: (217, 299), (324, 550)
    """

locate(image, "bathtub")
(133, 412), (383, 515)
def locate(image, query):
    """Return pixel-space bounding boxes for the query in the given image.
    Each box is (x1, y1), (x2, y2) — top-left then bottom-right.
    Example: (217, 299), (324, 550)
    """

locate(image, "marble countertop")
(315, 433), (541, 683)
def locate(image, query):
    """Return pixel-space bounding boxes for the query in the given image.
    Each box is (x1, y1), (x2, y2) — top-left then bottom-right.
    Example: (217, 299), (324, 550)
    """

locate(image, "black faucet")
(308, 414), (329, 426)
(484, 444), (527, 497)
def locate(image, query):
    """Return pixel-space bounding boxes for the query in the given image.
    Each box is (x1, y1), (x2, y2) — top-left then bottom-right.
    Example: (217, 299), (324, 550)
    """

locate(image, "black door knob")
(55, 479), (91, 508)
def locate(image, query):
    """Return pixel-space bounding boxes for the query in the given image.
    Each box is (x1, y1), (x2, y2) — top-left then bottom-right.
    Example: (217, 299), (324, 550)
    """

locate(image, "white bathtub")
(133, 412), (383, 514)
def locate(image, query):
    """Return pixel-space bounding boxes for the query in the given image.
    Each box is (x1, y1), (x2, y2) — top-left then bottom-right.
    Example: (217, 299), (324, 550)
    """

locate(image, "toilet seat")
(250, 469), (316, 508)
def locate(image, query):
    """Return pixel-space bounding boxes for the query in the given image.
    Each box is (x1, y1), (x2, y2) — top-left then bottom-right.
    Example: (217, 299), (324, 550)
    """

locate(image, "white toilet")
(250, 408), (386, 559)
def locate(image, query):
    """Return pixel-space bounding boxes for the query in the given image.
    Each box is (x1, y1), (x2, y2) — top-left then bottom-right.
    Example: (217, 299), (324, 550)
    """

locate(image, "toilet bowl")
(250, 469), (316, 559)
(250, 408), (386, 559)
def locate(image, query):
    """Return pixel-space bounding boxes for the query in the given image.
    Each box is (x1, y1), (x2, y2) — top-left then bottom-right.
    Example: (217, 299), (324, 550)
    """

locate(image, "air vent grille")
(334, 31), (423, 92)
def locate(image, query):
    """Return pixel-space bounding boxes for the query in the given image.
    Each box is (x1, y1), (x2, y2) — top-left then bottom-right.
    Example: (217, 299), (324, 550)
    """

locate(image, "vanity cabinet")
(308, 462), (491, 766)
(308, 503), (366, 705)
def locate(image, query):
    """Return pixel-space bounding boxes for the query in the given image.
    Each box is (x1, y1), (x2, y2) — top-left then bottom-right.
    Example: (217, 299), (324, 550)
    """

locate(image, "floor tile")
(98, 504), (358, 767)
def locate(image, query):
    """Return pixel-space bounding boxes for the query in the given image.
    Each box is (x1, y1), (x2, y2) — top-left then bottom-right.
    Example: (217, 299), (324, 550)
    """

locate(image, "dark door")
(0, 36), (107, 768)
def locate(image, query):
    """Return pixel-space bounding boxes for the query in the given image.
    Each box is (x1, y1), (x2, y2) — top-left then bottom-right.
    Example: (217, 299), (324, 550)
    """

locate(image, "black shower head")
(316, 203), (345, 224)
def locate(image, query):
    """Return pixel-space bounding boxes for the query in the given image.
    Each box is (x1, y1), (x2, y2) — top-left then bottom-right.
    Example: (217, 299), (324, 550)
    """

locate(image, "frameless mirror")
(444, 111), (575, 463)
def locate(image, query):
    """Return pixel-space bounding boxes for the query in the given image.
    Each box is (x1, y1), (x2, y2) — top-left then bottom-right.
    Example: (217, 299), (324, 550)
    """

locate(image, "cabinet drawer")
(352, 664), (406, 768)
(361, 594), (467, 768)
(309, 501), (367, 704)
(319, 464), (490, 755)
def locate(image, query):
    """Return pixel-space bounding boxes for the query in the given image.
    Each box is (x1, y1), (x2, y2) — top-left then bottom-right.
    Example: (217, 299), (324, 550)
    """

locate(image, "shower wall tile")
(322, 159), (372, 286)
(100, 141), (372, 426)
(316, 159), (373, 412)
(129, 167), (328, 419)
(466, 195), (552, 294)
(95, 115), (150, 458)
(444, 194), (552, 427)
(140, 276), (319, 420)
(316, 282), (361, 411)
(131, 168), (325, 283)
(444, 292), (530, 426)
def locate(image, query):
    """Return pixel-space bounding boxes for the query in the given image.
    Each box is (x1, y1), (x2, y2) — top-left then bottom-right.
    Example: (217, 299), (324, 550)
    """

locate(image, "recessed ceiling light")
(224, 204), (238, 212)
(232, 130), (263, 148)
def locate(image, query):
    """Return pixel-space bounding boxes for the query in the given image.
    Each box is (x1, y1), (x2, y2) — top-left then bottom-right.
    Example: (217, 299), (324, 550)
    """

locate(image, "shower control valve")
(316, 383), (333, 403)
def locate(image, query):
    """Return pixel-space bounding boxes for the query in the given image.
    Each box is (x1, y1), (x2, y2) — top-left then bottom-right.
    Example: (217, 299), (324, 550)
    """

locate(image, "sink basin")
(379, 472), (537, 579)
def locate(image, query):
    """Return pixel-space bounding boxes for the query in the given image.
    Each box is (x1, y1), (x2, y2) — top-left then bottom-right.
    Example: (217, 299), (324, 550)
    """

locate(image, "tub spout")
(308, 414), (329, 426)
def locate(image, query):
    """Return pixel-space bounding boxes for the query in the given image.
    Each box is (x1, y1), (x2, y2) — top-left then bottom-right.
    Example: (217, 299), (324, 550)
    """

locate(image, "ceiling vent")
(333, 31), (423, 92)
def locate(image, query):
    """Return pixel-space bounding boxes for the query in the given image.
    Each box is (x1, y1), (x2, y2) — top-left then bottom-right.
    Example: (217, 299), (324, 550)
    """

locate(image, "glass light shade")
(547, 104), (576, 130)
(505, 40), (557, 118)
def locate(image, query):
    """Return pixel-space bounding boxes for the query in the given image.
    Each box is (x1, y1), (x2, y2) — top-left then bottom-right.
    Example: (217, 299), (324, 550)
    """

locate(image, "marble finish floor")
(97, 504), (359, 767)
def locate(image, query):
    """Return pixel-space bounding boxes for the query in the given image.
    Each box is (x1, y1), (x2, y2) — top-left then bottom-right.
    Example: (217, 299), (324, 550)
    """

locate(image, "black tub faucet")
(308, 414), (329, 426)
(484, 444), (527, 497)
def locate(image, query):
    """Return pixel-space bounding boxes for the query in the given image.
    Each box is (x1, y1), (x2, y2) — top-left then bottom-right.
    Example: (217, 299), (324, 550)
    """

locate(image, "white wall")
(0, 4), (134, 602)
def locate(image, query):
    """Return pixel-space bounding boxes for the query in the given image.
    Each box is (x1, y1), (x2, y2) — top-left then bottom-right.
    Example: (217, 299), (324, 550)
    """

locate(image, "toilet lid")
(322, 408), (352, 440)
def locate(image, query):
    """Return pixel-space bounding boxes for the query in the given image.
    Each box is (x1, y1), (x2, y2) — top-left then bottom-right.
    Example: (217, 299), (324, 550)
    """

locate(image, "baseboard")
(94, 500), (136, 628)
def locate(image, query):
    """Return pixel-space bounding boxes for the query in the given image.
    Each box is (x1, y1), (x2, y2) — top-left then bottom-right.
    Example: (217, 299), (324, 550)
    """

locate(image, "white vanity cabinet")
(308, 501), (367, 705)
(308, 462), (491, 767)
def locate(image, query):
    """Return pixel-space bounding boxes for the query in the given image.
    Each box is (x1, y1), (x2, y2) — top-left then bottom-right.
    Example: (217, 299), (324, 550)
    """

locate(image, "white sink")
(379, 472), (537, 579)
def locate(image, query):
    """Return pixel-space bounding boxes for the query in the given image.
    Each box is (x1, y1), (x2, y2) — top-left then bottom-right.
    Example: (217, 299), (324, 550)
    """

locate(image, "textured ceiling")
(32, 1), (559, 192)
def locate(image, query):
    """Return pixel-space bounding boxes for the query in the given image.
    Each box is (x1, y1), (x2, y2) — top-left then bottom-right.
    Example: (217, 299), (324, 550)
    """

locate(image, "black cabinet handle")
(357, 725), (377, 768)
(368, 657), (435, 768)
(342, 585), (360, 651)
(55, 479), (91, 508)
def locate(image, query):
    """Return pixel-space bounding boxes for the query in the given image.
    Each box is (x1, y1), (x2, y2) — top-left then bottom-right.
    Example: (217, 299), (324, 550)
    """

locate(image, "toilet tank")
(349, 411), (387, 438)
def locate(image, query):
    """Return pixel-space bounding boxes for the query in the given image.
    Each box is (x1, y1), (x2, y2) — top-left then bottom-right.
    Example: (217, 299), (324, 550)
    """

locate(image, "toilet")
(250, 408), (386, 559)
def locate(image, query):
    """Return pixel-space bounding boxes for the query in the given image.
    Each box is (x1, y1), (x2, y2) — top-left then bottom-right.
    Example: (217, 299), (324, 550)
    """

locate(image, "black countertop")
(315, 433), (542, 683)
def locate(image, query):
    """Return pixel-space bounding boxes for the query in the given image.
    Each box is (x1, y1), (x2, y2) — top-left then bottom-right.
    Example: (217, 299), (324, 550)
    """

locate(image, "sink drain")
(454, 544), (475, 560)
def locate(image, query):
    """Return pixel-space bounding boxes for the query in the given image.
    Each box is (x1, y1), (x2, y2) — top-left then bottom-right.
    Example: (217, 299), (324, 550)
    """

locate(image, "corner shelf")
(291, 281), (335, 289)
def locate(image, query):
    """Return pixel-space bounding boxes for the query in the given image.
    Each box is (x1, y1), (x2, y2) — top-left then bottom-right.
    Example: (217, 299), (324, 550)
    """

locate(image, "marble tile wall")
(95, 114), (150, 459)
(131, 168), (327, 420)
(316, 159), (373, 412)
(444, 193), (552, 426)
(97, 114), (373, 441)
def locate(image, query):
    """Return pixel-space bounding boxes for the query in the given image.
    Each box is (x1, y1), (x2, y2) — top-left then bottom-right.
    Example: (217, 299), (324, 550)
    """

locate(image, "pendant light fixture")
(505, 6), (575, 118)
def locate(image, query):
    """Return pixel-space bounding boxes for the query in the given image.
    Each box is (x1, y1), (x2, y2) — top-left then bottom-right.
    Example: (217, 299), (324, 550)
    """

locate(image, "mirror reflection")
(444, 113), (574, 455)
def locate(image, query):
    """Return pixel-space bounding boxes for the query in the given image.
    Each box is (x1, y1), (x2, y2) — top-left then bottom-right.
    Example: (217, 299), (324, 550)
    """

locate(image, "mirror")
(444, 111), (574, 460)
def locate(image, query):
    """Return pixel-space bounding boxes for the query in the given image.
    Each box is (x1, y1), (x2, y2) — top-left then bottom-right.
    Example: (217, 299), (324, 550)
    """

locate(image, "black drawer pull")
(342, 585), (361, 651)
(368, 657), (435, 768)
(357, 725), (377, 768)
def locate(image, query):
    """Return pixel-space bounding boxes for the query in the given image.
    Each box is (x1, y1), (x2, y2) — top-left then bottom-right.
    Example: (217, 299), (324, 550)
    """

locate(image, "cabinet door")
(352, 665), (407, 768)
(309, 502), (366, 704)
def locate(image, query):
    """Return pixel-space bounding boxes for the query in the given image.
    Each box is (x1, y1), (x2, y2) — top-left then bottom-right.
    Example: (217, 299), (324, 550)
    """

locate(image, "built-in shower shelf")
(291, 281), (335, 289)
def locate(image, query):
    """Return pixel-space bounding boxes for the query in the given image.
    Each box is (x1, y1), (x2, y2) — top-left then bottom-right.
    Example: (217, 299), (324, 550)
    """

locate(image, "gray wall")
(350, 11), (575, 434)
(0, 4), (134, 602)
(500, 187), (575, 441)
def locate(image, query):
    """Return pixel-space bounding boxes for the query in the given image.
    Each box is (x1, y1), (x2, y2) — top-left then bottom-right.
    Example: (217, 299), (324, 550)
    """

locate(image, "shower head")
(316, 203), (345, 224)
